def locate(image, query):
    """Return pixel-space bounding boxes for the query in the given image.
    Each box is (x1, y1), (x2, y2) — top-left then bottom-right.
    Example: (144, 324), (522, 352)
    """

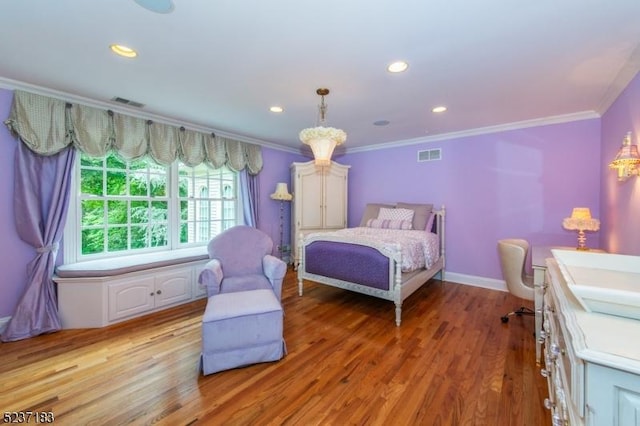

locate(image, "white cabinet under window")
(290, 160), (349, 265)
(56, 260), (209, 328)
(108, 267), (192, 322)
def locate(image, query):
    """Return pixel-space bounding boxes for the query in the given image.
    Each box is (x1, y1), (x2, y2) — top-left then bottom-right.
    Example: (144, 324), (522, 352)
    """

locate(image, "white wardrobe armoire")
(290, 160), (350, 266)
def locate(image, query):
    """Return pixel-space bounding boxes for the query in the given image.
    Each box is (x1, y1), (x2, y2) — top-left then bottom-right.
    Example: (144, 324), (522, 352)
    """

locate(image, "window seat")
(55, 247), (209, 278)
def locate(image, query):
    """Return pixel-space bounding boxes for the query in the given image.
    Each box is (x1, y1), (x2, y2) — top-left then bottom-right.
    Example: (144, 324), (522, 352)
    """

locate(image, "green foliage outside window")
(78, 152), (236, 258)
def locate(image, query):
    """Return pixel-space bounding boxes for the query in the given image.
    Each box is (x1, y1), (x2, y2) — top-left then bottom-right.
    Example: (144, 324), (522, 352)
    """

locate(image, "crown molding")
(597, 42), (640, 114)
(346, 111), (601, 154)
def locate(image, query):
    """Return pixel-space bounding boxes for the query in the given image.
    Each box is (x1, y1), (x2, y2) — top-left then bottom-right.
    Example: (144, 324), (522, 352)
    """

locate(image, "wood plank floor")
(0, 271), (551, 426)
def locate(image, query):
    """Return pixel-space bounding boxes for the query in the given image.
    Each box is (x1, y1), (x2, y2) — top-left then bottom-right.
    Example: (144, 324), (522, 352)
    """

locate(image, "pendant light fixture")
(299, 88), (347, 166)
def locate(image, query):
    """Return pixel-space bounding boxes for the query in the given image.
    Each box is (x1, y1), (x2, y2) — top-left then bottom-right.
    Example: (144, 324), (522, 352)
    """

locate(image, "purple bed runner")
(305, 241), (391, 290)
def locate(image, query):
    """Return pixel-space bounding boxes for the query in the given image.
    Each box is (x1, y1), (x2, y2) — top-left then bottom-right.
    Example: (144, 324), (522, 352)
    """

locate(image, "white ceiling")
(1, 0), (639, 153)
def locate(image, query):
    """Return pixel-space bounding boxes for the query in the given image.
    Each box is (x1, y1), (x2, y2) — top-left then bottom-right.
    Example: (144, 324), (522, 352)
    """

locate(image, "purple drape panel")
(1, 143), (76, 342)
(239, 169), (259, 228)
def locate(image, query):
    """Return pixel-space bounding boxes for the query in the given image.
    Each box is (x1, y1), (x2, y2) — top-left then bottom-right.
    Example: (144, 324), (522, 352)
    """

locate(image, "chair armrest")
(263, 255), (286, 301)
(198, 259), (223, 297)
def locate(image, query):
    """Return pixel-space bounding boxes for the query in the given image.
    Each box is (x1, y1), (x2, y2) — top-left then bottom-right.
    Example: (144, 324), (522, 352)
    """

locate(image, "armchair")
(198, 225), (288, 374)
(198, 225), (287, 301)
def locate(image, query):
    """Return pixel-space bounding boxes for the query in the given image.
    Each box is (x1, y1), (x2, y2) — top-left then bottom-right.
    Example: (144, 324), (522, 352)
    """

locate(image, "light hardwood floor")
(0, 271), (551, 425)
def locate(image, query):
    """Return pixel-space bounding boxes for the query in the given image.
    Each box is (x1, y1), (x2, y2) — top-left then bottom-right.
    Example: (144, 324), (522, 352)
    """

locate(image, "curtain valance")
(4, 90), (263, 174)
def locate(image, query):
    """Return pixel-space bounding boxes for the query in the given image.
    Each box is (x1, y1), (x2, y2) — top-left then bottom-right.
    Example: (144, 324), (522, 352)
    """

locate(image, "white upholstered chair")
(497, 239), (535, 323)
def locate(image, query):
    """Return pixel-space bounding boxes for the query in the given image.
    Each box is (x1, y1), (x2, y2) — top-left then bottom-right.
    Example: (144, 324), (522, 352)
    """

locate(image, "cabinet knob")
(551, 414), (564, 426)
(538, 330), (547, 342)
(540, 368), (550, 378)
(543, 398), (554, 410)
(150, 292), (154, 296)
(156, 290), (162, 295)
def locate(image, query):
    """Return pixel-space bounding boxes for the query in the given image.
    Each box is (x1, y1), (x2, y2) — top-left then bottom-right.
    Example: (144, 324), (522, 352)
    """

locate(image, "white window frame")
(63, 154), (242, 264)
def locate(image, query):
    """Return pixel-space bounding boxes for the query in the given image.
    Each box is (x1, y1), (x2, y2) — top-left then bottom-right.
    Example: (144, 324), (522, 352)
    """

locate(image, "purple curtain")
(239, 169), (260, 228)
(1, 143), (76, 342)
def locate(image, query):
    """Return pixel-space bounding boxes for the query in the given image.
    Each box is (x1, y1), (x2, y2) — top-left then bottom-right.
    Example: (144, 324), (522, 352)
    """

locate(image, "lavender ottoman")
(201, 289), (285, 375)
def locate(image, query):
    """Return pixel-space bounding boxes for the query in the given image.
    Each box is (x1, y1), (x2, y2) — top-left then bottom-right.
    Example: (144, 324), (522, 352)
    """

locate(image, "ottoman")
(201, 289), (285, 375)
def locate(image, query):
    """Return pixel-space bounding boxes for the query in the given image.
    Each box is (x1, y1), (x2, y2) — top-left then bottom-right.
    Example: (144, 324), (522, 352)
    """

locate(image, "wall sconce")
(608, 132), (640, 181)
(270, 183), (293, 261)
(562, 207), (600, 251)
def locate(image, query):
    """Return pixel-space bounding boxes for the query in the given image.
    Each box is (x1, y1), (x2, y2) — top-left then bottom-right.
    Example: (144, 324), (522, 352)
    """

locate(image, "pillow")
(424, 212), (435, 232)
(378, 207), (415, 223)
(366, 218), (412, 230)
(359, 203), (395, 227)
(396, 202), (433, 231)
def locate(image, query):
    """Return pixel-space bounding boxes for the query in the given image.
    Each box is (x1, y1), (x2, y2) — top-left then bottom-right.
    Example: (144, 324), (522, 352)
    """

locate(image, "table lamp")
(562, 207), (600, 251)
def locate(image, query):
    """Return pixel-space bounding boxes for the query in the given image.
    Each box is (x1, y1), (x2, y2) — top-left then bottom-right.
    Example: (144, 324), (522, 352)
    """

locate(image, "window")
(178, 163), (237, 244)
(64, 152), (240, 263)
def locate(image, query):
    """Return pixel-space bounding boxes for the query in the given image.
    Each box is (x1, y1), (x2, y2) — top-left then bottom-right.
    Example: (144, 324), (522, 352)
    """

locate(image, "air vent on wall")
(111, 96), (145, 108)
(417, 148), (441, 162)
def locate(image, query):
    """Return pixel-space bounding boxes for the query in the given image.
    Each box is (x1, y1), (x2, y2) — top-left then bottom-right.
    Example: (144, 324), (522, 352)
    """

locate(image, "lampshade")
(270, 182), (292, 201)
(609, 132), (640, 181)
(562, 208), (600, 231)
(299, 88), (347, 167)
(562, 207), (600, 251)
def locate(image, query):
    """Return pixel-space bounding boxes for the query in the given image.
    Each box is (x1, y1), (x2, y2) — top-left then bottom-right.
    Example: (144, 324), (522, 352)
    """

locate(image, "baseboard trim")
(0, 316), (10, 334)
(445, 272), (506, 292)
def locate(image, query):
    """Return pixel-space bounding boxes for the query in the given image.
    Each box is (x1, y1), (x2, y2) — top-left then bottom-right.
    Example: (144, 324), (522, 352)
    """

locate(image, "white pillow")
(377, 207), (415, 225)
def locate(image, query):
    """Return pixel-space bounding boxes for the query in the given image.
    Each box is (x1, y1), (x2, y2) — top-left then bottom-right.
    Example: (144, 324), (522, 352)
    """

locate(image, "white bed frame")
(297, 206), (446, 326)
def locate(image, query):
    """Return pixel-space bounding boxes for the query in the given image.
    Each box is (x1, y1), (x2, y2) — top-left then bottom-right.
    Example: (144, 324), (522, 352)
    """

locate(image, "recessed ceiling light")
(269, 106), (284, 113)
(110, 44), (138, 58)
(134, 0), (174, 13)
(373, 120), (390, 126)
(432, 106), (447, 113)
(387, 61), (409, 73)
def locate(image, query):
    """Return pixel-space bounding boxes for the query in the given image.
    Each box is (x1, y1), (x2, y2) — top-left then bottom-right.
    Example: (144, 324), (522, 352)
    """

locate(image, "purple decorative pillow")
(366, 218), (413, 230)
(424, 212), (435, 232)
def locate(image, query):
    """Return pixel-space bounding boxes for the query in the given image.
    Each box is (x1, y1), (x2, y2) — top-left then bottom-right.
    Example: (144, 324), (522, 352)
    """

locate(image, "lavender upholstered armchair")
(198, 225), (287, 301)
(198, 225), (287, 374)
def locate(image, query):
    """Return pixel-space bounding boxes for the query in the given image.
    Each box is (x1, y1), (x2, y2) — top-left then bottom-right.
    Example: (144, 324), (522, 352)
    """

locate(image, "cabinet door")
(155, 268), (192, 308)
(323, 167), (347, 229)
(586, 363), (640, 425)
(298, 170), (323, 229)
(108, 276), (155, 321)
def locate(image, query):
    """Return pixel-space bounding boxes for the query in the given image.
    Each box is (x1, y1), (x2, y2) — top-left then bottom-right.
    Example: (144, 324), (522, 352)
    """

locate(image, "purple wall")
(341, 119), (602, 279)
(600, 71), (640, 255)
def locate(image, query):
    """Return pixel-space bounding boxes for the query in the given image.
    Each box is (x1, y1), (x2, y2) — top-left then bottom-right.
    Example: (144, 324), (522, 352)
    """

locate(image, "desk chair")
(497, 239), (535, 323)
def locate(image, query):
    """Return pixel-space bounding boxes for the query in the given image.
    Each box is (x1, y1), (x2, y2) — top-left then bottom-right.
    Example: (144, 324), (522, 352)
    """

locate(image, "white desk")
(531, 246), (605, 364)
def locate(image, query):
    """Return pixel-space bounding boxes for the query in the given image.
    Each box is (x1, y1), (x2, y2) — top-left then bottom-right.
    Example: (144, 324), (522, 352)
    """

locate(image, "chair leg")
(500, 306), (535, 323)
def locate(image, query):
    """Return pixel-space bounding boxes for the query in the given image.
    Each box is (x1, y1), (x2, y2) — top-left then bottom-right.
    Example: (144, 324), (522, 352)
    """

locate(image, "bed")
(297, 203), (445, 326)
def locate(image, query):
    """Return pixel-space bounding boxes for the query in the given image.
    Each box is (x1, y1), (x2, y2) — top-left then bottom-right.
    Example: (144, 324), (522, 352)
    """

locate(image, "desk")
(531, 246), (605, 364)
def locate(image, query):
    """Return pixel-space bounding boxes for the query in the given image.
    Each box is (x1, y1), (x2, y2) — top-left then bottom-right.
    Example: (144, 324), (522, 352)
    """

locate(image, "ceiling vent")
(111, 96), (145, 108)
(417, 148), (441, 162)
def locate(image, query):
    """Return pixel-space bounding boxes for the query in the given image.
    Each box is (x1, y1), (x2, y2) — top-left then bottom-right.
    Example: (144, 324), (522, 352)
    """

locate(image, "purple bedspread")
(305, 241), (391, 290)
